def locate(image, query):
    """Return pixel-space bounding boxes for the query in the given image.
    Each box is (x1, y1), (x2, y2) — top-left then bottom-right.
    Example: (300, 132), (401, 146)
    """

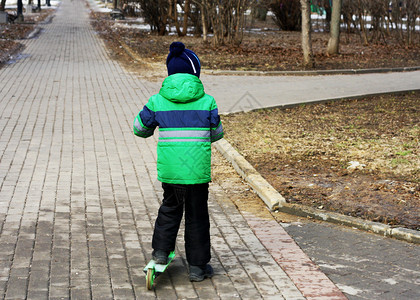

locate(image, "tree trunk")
(17, 0), (24, 22)
(324, 0), (332, 30)
(0, 0), (6, 12)
(181, 0), (190, 36)
(300, 0), (314, 68)
(201, 2), (207, 42)
(158, 0), (169, 36)
(327, 0), (342, 55)
(233, 0), (245, 45)
(173, 0), (181, 35)
(358, 0), (368, 45)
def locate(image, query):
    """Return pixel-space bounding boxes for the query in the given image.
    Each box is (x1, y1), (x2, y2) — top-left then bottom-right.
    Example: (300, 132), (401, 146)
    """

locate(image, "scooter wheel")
(146, 268), (154, 290)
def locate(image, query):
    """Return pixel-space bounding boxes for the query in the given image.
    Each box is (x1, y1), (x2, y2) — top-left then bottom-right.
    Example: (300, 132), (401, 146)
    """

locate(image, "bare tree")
(270, 0), (302, 31)
(200, 1), (208, 42)
(134, 0), (418, 46)
(341, 0), (357, 36)
(138, 0), (169, 35)
(404, 0), (420, 45)
(300, 0), (314, 67)
(343, 0), (420, 45)
(368, 0), (388, 43)
(252, 0), (270, 21)
(194, 0), (250, 45)
(327, 0), (342, 55)
(356, 0), (369, 45)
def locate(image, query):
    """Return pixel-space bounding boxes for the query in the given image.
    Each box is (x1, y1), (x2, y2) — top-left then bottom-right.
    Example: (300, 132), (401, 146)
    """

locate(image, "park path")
(0, 0), (347, 299)
(201, 70), (420, 114)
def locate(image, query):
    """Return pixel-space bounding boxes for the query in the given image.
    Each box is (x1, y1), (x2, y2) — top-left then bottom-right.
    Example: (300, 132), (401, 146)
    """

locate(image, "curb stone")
(21, 8), (57, 40)
(204, 66), (420, 76)
(214, 138), (420, 244)
(214, 138), (286, 210)
(26, 27), (42, 39)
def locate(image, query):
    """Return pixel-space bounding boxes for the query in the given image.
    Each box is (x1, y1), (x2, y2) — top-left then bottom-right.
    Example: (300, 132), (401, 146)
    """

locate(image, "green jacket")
(133, 73), (224, 184)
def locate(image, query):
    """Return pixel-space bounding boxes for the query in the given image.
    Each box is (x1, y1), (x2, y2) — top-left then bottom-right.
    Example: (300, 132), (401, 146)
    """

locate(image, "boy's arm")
(133, 104), (158, 138)
(210, 106), (224, 143)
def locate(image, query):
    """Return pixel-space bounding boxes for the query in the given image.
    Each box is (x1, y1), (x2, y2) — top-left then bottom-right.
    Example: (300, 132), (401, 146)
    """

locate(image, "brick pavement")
(0, 0), (347, 299)
(212, 146), (420, 300)
(284, 222), (420, 300)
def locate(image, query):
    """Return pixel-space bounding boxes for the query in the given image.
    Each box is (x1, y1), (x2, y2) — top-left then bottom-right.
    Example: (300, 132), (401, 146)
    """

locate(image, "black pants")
(152, 182), (211, 266)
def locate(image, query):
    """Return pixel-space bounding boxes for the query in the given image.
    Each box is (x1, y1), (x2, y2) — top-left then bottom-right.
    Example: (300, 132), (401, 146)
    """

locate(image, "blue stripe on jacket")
(140, 104), (222, 140)
(151, 109), (220, 129)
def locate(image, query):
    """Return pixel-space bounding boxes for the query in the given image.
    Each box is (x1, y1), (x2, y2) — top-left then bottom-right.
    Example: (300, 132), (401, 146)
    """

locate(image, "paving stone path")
(284, 221), (420, 300)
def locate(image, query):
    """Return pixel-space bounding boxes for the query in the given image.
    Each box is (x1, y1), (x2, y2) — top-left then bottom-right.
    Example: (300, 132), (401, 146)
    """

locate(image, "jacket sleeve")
(210, 103), (224, 143)
(133, 102), (158, 138)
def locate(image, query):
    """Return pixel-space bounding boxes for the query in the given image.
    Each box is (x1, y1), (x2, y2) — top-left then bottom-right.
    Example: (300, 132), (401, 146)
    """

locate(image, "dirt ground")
(222, 93), (419, 230)
(0, 9), (54, 65)
(2, 10), (419, 230)
(88, 12), (420, 75)
(211, 148), (303, 225)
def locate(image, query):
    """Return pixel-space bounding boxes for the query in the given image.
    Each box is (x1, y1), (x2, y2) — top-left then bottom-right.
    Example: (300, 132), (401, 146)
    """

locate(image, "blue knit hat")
(166, 42), (201, 78)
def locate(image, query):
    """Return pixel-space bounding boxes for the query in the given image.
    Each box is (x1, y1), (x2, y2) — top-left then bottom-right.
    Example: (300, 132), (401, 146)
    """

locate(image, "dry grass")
(224, 92), (420, 181)
(222, 92), (420, 229)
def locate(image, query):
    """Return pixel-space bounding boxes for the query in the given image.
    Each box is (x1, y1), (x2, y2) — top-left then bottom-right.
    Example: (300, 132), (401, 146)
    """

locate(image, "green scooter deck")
(144, 251), (175, 290)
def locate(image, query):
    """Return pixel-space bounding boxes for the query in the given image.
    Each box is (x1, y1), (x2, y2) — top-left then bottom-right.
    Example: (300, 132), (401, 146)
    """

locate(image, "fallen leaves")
(88, 12), (420, 72)
(223, 92), (420, 230)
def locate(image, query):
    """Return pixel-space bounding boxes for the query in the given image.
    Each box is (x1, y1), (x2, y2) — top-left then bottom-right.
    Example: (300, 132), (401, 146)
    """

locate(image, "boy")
(133, 42), (224, 282)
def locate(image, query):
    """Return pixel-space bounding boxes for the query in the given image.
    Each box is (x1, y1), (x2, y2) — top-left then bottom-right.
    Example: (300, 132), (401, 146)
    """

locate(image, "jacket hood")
(159, 73), (205, 103)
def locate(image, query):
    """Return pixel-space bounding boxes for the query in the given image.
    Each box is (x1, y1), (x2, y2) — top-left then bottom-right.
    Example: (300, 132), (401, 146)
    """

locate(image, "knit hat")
(166, 42), (201, 78)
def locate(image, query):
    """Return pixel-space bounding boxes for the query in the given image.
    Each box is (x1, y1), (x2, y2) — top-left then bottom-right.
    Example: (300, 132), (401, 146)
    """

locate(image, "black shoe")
(189, 264), (214, 282)
(152, 250), (168, 265)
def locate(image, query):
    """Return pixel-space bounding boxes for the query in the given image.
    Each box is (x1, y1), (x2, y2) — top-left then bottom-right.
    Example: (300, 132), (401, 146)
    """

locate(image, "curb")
(215, 138), (286, 210)
(26, 27), (42, 39)
(204, 66), (420, 76)
(23, 7), (57, 40)
(214, 138), (420, 244)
